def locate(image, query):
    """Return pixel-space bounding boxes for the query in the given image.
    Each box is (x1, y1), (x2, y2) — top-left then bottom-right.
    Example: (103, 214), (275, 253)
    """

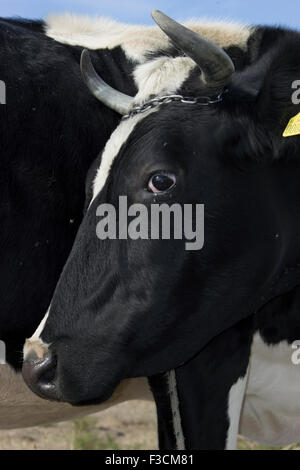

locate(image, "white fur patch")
(240, 333), (300, 447)
(23, 310), (50, 360)
(0, 364), (152, 429)
(133, 56), (195, 104)
(226, 371), (249, 450)
(45, 13), (251, 63)
(91, 107), (157, 203)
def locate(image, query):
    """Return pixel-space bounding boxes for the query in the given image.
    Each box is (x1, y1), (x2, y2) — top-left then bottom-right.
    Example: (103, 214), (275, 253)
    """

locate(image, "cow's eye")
(148, 173), (176, 193)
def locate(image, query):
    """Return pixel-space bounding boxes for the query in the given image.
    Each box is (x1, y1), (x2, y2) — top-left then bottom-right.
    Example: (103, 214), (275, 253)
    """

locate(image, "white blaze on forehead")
(45, 13), (252, 63)
(91, 108), (157, 204)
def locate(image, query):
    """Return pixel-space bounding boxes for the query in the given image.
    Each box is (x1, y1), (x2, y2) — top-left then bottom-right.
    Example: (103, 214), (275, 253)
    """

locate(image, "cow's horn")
(80, 49), (134, 115)
(151, 10), (235, 88)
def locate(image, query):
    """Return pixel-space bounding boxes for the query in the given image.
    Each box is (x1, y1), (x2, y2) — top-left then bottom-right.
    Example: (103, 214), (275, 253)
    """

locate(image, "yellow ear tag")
(283, 112), (300, 137)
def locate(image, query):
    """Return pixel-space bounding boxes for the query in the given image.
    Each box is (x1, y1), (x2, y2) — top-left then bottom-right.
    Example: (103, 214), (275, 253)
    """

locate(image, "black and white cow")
(21, 10), (300, 449)
(1, 10), (254, 429)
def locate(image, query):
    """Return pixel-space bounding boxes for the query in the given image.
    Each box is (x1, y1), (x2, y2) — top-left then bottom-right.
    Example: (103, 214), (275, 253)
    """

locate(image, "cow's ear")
(255, 34), (300, 141)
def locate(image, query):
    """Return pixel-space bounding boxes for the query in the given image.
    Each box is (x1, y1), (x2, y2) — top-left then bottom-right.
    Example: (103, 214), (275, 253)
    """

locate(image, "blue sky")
(0, 0), (299, 30)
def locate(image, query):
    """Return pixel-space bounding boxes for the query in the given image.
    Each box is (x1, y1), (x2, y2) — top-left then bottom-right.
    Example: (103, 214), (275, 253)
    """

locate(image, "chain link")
(122, 90), (226, 120)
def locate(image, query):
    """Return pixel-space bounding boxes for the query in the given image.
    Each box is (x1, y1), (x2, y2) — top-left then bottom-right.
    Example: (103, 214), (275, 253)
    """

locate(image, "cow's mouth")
(22, 338), (123, 405)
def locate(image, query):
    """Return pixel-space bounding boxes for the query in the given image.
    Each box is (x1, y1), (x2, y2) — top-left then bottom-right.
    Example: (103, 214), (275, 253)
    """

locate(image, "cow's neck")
(260, 161), (300, 302)
(149, 316), (254, 450)
(149, 161), (300, 450)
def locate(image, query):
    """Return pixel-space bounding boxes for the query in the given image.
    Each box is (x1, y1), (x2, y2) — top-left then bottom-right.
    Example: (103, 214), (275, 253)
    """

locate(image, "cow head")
(22, 11), (300, 404)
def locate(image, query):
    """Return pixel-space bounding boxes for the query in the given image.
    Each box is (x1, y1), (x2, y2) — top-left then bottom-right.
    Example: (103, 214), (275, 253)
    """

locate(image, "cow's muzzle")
(22, 347), (59, 401)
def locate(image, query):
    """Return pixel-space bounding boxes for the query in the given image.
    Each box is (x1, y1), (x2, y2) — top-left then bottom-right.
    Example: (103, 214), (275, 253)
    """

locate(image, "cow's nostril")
(22, 350), (59, 401)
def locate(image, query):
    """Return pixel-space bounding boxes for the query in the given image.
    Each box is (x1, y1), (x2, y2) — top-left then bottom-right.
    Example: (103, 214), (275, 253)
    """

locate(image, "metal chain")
(122, 90), (226, 120)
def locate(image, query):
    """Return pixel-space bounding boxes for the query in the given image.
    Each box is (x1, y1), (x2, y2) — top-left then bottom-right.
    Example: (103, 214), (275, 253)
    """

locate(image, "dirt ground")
(0, 400), (299, 450)
(0, 401), (158, 450)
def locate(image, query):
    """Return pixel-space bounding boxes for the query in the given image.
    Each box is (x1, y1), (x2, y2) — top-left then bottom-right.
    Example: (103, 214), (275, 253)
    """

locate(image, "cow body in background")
(0, 17), (131, 370)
